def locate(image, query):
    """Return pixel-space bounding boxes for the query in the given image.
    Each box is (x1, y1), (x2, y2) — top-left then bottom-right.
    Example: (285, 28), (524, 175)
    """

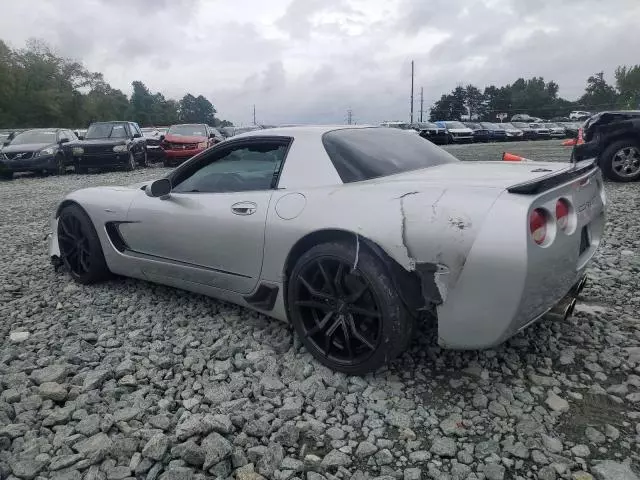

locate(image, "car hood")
(76, 139), (127, 146)
(447, 128), (473, 134)
(2, 142), (54, 152)
(164, 134), (206, 143)
(373, 160), (578, 190)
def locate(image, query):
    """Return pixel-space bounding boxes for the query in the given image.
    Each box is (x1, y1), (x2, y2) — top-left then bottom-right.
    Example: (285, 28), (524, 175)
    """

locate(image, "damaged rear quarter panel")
(400, 187), (502, 302)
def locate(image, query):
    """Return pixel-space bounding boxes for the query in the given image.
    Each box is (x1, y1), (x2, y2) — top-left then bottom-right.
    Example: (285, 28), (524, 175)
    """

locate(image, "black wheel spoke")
(334, 263), (345, 297)
(300, 276), (332, 300)
(341, 322), (354, 359)
(305, 311), (333, 337)
(79, 251), (90, 272)
(347, 314), (376, 351)
(317, 260), (336, 296)
(295, 300), (333, 311)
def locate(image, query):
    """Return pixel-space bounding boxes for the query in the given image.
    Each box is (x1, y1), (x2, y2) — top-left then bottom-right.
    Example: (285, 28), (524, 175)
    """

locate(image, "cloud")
(0, 0), (638, 125)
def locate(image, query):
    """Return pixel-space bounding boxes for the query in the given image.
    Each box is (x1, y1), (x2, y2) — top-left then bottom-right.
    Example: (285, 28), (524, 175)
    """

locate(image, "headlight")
(197, 142), (208, 149)
(72, 147), (84, 156)
(36, 147), (55, 157)
(113, 145), (128, 152)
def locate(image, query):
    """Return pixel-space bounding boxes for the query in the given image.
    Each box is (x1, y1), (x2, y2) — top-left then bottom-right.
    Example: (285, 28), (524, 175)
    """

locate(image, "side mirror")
(159, 135), (165, 142)
(78, 135), (84, 140)
(133, 133), (142, 139)
(209, 132), (216, 138)
(59, 138), (70, 144)
(145, 178), (172, 199)
(2, 141), (9, 147)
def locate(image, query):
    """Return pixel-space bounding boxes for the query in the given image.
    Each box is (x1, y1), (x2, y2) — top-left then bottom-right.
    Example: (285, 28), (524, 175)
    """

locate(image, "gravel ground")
(1, 140), (640, 480)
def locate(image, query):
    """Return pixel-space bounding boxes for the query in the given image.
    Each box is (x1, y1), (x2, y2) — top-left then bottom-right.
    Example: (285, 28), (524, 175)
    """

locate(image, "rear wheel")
(58, 204), (111, 284)
(601, 139), (640, 182)
(75, 161), (88, 174)
(287, 241), (414, 375)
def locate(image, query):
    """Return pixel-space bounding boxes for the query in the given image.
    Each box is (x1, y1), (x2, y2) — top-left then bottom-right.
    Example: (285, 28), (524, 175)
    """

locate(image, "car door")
(118, 137), (291, 294)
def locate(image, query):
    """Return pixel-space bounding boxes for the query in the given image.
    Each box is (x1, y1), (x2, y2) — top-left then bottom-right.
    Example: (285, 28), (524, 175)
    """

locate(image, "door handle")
(231, 201), (257, 216)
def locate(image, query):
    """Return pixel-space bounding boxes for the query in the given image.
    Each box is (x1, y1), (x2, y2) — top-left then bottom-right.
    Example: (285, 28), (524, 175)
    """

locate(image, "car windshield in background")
(10, 130), (57, 145)
(141, 129), (160, 137)
(530, 123), (543, 128)
(322, 127), (458, 183)
(86, 123), (127, 139)
(168, 125), (207, 136)
(481, 123), (499, 129)
(444, 121), (467, 129)
(512, 122), (528, 128)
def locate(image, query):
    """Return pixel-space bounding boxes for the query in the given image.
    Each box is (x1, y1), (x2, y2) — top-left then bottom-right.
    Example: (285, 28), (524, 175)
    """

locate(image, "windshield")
(546, 123), (559, 128)
(322, 127), (458, 183)
(481, 123), (498, 129)
(444, 121), (466, 129)
(141, 129), (160, 137)
(86, 123), (127, 139)
(10, 130), (57, 145)
(530, 123), (543, 128)
(465, 123), (481, 129)
(512, 122), (528, 128)
(168, 124), (207, 136)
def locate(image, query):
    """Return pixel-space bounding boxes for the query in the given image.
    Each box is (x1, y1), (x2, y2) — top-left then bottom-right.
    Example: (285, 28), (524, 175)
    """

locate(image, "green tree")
(179, 94), (217, 124)
(579, 72), (618, 111)
(615, 65), (640, 109)
(464, 84), (485, 120)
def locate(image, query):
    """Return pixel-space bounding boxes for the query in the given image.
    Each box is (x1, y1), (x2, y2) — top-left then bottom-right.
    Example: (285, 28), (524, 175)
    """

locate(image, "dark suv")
(70, 121), (147, 173)
(574, 111), (640, 182)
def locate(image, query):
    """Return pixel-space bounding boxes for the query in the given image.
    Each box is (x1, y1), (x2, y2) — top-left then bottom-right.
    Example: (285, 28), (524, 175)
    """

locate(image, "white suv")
(569, 111), (591, 120)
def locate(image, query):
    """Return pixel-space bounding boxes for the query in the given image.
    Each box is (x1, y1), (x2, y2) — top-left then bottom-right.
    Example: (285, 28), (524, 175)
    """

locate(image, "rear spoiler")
(507, 159), (598, 195)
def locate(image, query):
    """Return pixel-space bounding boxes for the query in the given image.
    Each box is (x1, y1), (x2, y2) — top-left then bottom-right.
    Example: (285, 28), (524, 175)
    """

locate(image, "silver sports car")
(49, 126), (606, 374)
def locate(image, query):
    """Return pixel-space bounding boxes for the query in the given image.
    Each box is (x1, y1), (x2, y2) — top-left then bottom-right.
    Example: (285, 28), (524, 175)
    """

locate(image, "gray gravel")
(1, 142), (640, 480)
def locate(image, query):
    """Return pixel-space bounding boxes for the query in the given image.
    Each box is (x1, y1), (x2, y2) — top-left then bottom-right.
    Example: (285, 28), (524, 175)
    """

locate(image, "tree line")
(429, 67), (640, 122)
(0, 39), (233, 129)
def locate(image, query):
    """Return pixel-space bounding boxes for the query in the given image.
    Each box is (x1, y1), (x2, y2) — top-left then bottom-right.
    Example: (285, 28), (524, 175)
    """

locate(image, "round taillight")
(556, 199), (570, 231)
(530, 208), (547, 245)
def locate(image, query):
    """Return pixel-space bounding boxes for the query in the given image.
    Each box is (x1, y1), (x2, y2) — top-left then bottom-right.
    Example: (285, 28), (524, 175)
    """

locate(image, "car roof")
(233, 124), (373, 139)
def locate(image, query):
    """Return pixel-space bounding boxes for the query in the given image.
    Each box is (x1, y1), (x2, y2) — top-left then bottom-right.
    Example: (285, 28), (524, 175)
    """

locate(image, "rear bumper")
(0, 154), (56, 172)
(435, 167), (605, 349)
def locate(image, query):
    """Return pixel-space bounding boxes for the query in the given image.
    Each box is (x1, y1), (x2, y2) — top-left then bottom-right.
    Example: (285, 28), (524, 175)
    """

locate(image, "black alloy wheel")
(56, 154), (66, 175)
(288, 241), (413, 374)
(126, 151), (136, 171)
(140, 149), (148, 167)
(57, 204), (110, 284)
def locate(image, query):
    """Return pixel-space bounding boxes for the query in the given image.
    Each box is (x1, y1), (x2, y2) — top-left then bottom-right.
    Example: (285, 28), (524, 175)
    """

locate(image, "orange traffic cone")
(577, 127), (584, 145)
(562, 138), (576, 146)
(562, 128), (584, 147)
(502, 152), (527, 162)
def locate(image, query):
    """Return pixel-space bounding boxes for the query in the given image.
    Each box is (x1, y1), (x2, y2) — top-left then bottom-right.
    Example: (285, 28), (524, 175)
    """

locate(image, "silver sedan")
(49, 126), (606, 374)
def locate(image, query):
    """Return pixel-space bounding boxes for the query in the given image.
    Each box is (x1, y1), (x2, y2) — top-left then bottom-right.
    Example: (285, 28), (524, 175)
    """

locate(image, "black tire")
(600, 139), (640, 182)
(55, 154), (66, 175)
(162, 157), (172, 168)
(57, 204), (111, 284)
(0, 171), (13, 180)
(287, 241), (414, 375)
(75, 162), (88, 174)
(125, 151), (136, 171)
(140, 149), (148, 167)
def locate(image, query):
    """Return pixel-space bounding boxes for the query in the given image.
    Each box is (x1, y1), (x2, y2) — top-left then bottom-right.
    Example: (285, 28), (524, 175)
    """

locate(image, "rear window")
(322, 127), (459, 183)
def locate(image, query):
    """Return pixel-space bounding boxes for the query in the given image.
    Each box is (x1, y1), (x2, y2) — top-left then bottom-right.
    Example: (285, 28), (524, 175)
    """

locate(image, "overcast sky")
(1, 0), (639, 125)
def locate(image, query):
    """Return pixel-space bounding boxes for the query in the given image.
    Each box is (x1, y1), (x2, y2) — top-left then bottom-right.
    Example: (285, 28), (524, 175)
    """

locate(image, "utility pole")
(420, 87), (424, 123)
(410, 60), (414, 124)
(347, 109), (353, 125)
(253, 105), (256, 125)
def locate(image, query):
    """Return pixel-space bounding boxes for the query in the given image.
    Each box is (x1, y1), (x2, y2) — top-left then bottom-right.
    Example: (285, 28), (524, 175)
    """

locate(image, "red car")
(160, 124), (223, 167)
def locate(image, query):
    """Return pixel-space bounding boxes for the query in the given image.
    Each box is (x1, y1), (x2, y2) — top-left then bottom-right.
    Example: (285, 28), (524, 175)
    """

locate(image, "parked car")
(220, 125), (263, 138)
(480, 122), (508, 142)
(511, 114), (536, 122)
(511, 122), (538, 140)
(410, 122), (448, 144)
(562, 122), (582, 138)
(574, 110), (640, 182)
(435, 121), (474, 143)
(496, 123), (524, 140)
(550, 116), (572, 123)
(463, 123), (490, 143)
(70, 121), (147, 173)
(545, 123), (567, 138)
(0, 128), (76, 179)
(570, 111), (592, 121)
(529, 123), (551, 140)
(160, 124), (221, 167)
(49, 125), (605, 373)
(141, 127), (165, 161)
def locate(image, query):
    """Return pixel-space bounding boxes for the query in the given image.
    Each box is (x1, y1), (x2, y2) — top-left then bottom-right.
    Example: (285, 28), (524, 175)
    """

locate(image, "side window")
(172, 141), (289, 194)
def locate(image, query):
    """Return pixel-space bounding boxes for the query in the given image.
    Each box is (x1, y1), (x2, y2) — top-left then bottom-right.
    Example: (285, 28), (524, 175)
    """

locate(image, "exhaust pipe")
(547, 296), (578, 321)
(571, 275), (588, 296)
(563, 298), (577, 320)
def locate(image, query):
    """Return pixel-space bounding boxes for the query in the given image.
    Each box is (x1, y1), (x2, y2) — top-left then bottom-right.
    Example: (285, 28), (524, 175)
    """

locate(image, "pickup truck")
(574, 111), (640, 182)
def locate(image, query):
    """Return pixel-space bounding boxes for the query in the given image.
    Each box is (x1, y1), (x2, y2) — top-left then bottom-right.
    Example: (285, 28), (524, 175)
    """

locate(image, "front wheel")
(55, 154), (66, 175)
(140, 149), (148, 167)
(287, 241), (414, 375)
(600, 140), (640, 182)
(57, 204), (111, 284)
(125, 151), (136, 171)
